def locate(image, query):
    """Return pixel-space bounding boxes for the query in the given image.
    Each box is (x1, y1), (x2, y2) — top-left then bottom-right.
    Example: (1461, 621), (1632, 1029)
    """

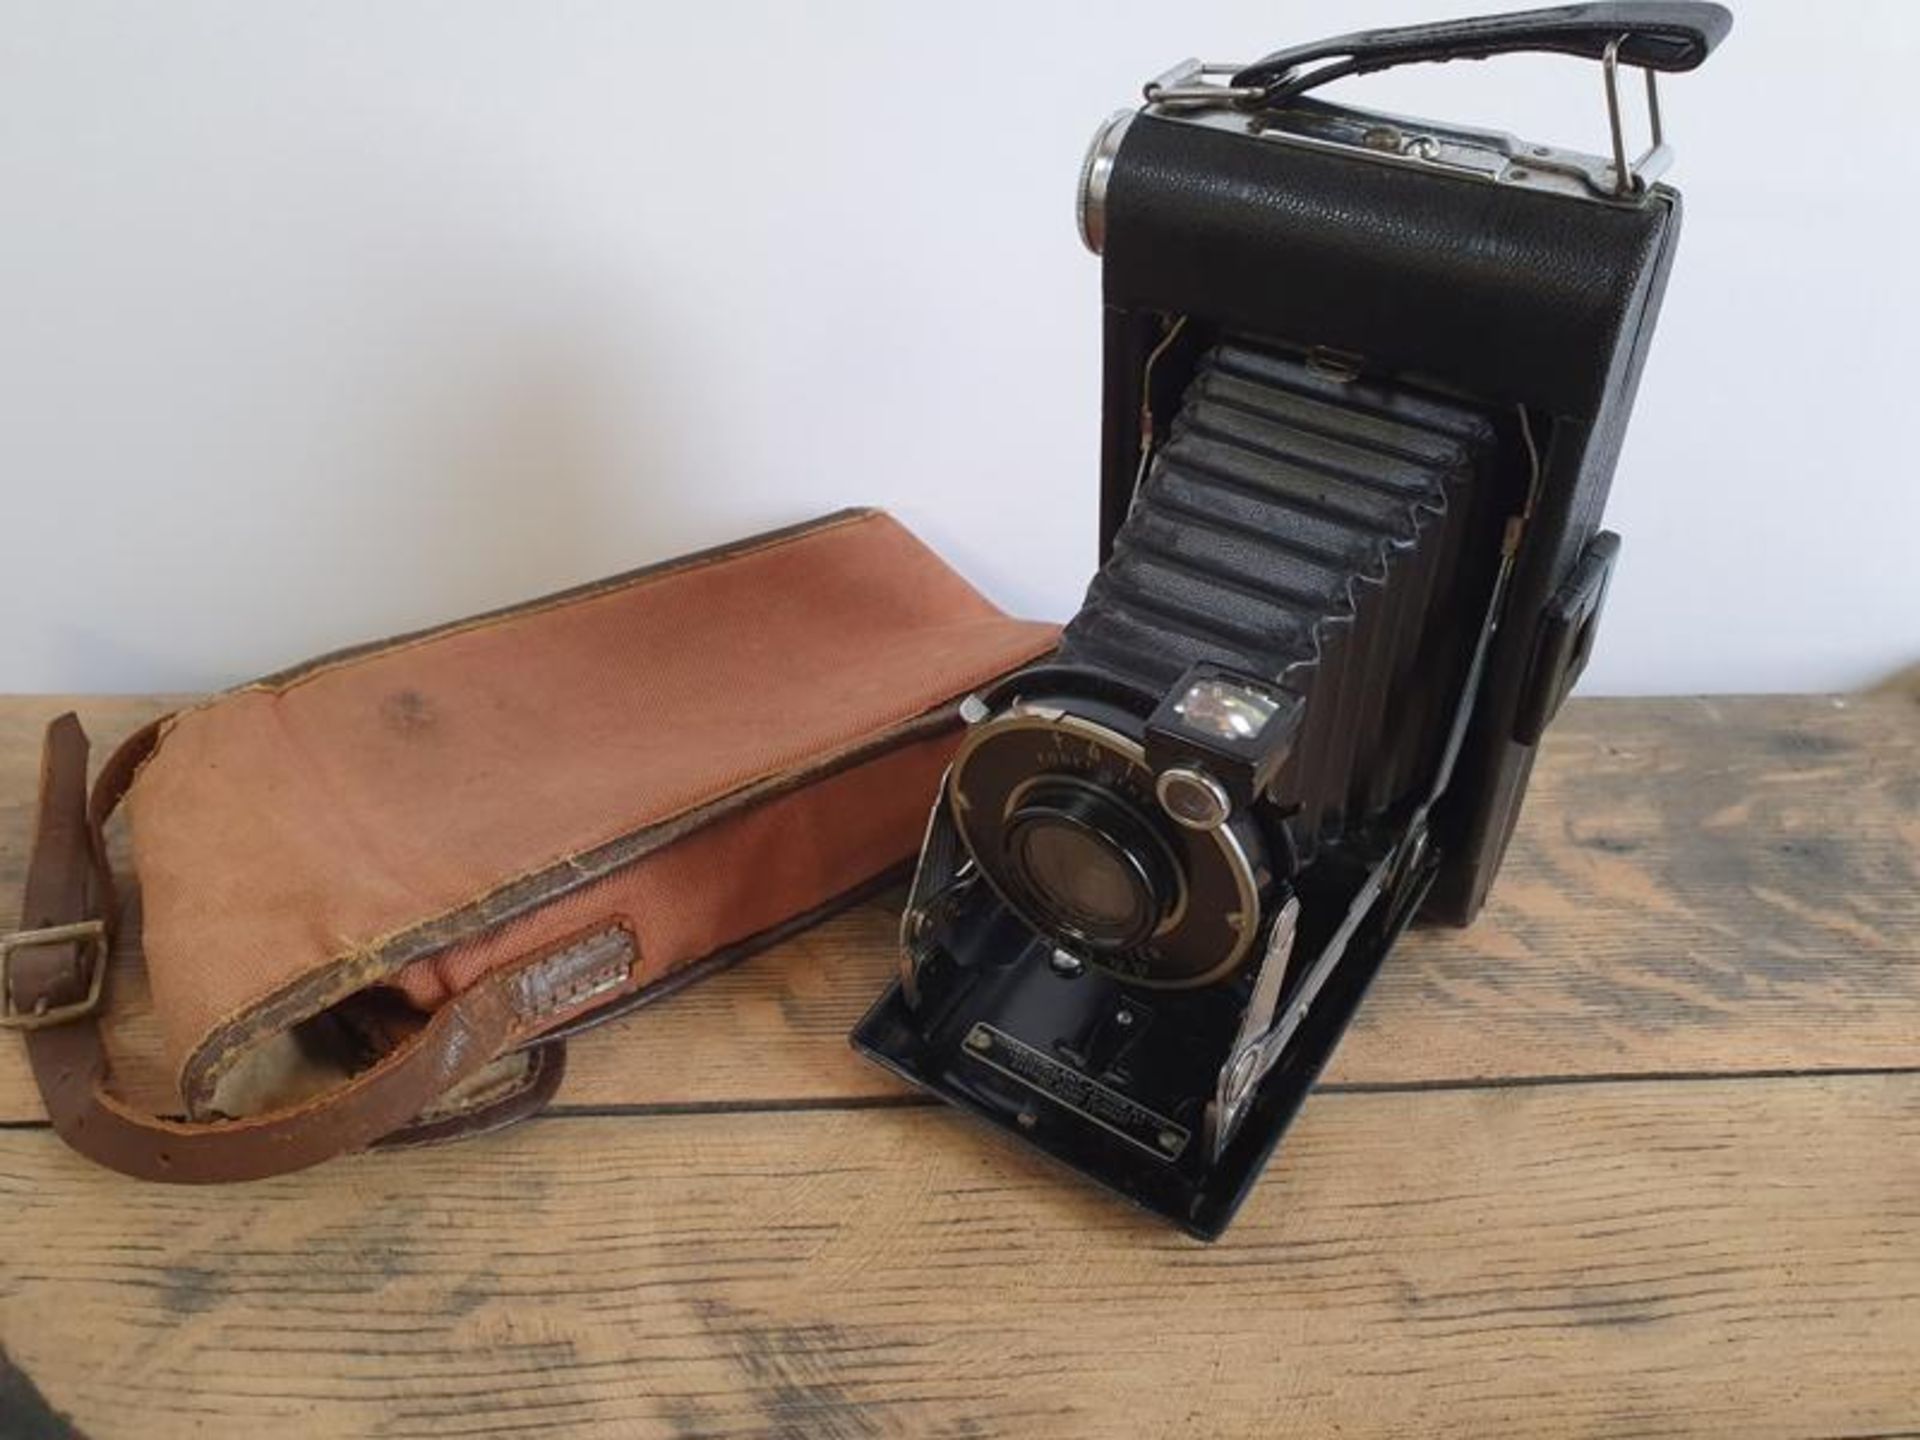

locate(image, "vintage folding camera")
(855, 2), (1730, 1236)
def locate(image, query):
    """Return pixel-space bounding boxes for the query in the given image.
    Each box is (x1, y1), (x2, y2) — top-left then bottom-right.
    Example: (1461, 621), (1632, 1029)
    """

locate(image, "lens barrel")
(947, 706), (1263, 987)
(1003, 777), (1177, 951)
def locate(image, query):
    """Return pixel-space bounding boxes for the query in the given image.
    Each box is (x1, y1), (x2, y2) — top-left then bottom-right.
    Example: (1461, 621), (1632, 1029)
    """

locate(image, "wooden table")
(1, 694), (1916, 1439)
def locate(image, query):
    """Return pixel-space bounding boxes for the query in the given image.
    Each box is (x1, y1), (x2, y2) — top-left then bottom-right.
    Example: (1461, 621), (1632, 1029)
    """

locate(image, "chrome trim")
(1075, 109), (1135, 255)
(1155, 766), (1232, 832)
(947, 706), (1261, 988)
(1601, 36), (1671, 196)
(1139, 58), (1263, 113)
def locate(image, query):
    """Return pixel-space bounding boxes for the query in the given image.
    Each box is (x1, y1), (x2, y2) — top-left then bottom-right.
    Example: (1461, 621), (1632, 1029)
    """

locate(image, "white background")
(2, 1), (1915, 695)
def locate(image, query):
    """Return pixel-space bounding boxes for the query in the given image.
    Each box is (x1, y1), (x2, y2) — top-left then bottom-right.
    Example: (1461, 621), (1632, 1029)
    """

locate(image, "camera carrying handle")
(1232, 3), (1731, 106)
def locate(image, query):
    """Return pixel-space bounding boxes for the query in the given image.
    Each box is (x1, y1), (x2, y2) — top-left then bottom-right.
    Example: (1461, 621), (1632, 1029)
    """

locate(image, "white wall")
(2, 1), (1915, 695)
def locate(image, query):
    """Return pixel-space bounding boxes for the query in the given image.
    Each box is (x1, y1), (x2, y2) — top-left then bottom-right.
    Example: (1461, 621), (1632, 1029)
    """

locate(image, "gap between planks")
(5, 1059), (1920, 1136)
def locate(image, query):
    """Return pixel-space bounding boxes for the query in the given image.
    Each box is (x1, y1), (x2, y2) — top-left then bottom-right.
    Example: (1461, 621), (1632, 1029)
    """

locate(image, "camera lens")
(1017, 821), (1147, 932)
(1004, 778), (1178, 952)
(947, 709), (1265, 987)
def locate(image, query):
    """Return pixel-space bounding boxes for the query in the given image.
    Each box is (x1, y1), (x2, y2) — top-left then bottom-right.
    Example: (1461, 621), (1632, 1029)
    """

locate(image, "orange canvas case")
(7, 509), (1056, 1181)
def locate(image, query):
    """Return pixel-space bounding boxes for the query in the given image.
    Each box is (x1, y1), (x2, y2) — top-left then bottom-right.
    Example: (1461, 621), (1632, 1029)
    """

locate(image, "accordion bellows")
(1059, 339), (1497, 861)
(124, 509), (1056, 1121)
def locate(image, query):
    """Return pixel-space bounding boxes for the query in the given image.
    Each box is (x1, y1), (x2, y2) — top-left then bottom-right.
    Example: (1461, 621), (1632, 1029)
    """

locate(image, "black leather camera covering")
(1097, 113), (1685, 921)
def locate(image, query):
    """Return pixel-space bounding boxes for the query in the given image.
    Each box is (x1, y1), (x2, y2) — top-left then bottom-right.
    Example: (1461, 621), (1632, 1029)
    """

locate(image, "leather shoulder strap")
(5, 714), (559, 1182)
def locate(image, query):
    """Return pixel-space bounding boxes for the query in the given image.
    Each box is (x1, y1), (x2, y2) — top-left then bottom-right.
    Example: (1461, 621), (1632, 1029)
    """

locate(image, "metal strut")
(1205, 404), (1544, 1160)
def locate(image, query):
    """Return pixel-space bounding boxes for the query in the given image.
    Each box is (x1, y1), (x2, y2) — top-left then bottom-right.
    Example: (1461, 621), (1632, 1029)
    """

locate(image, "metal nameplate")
(962, 1024), (1189, 1162)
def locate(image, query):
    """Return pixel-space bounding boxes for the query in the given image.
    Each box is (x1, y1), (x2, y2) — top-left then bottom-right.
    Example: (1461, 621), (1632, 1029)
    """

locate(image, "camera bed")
(854, 827), (1429, 1238)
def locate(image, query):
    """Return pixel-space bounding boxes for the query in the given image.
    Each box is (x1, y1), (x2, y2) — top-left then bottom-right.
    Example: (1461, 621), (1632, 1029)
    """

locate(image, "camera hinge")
(897, 780), (975, 1011)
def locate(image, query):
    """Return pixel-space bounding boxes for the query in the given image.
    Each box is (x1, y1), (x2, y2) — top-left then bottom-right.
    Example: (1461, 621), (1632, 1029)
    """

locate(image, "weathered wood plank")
(1, 695), (1915, 1122)
(2, 1073), (1916, 1439)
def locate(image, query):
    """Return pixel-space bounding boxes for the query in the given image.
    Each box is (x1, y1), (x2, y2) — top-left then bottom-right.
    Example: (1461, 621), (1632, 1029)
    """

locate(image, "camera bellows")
(1058, 339), (1498, 859)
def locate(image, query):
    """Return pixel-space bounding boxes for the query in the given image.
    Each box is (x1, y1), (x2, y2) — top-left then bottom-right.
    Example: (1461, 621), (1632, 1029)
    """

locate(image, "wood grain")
(1, 694), (1916, 1439)
(1, 695), (1914, 1120)
(3, 1073), (1917, 1439)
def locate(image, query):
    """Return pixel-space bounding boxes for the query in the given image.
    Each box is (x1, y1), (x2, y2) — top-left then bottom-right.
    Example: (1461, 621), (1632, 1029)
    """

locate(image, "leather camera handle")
(1233, 2), (1732, 105)
(7, 714), (561, 1183)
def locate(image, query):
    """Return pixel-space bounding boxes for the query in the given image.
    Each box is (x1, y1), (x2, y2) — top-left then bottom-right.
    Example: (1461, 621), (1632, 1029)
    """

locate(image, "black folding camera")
(855, 3), (1731, 1236)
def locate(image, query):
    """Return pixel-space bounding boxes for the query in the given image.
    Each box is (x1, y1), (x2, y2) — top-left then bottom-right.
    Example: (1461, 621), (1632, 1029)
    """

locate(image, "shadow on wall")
(36, 324), (687, 695)
(6, 56), (744, 695)
(303, 233), (764, 686)
(410, 331), (653, 617)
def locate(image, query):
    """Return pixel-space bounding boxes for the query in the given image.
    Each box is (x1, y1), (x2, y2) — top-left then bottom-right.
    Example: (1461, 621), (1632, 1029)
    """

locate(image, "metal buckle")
(1601, 35), (1672, 197)
(1142, 59), (1261, 111)
(0, 919), (108, 1030)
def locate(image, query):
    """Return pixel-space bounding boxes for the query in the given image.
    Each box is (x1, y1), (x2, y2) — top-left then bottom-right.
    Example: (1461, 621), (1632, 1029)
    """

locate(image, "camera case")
(856, 3), (1731, 1236)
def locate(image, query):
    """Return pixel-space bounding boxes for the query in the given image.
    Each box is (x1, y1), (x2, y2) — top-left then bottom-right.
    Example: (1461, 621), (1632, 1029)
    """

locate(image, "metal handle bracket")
(1602, 36), (1672, 195)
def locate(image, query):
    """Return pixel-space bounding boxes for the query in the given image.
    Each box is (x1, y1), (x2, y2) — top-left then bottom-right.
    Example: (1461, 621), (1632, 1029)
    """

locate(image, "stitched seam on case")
(409, 1057), (536, 1123)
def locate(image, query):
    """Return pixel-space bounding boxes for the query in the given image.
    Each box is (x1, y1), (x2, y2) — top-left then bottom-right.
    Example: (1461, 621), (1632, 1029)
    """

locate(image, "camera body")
(855, 4), (1730, 1236)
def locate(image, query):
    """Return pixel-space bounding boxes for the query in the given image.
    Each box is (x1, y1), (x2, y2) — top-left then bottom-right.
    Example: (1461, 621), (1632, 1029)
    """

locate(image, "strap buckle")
(0, 919), (108, 1030)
